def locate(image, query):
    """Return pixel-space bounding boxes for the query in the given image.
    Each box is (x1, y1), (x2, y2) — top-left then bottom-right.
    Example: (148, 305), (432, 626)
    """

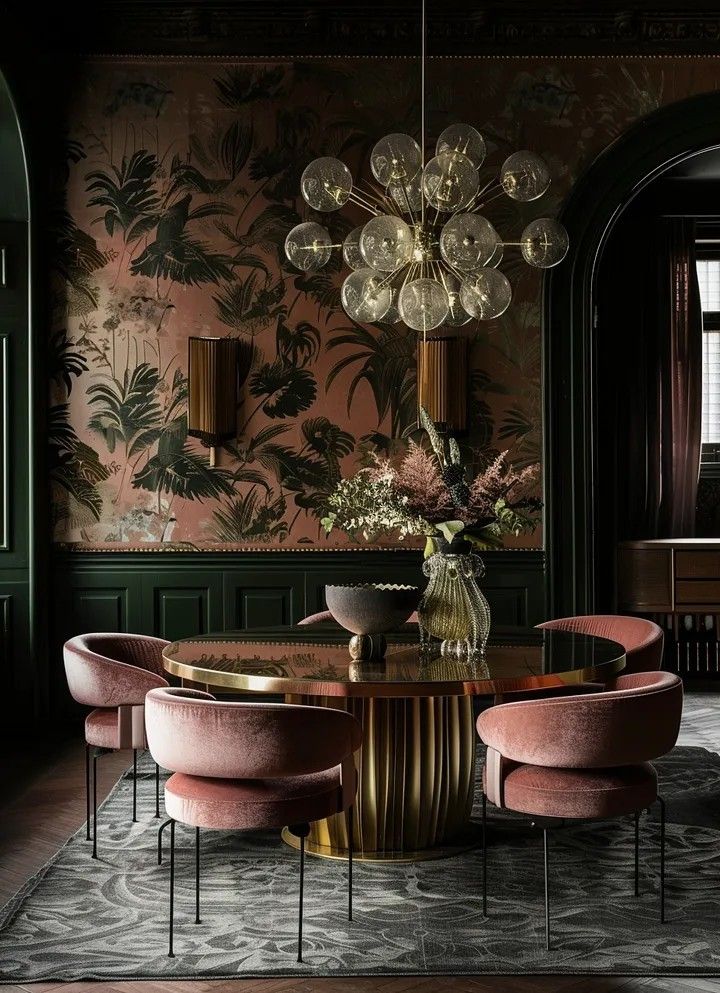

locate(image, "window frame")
(696, 241), (720, 476)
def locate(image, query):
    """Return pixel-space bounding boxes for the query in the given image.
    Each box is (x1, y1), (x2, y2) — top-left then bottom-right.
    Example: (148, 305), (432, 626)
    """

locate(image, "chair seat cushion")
(164, 766), (349, 830)
(490, 761), (657, 819)
(85, 708), (119, 749)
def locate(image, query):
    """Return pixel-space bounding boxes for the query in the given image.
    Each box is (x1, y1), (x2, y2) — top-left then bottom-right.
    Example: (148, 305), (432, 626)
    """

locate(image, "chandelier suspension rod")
(421, 0), (426, 229)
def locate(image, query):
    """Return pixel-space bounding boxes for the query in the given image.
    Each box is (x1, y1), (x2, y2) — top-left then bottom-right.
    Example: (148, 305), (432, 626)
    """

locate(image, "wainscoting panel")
(51, 549), (546, 718)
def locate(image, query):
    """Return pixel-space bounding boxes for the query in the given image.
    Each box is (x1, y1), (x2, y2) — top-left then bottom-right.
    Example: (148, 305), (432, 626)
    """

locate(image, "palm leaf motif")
(49, 404), (110, 524)
(277, 320), (321, 369)
(87, 362), (163, 454)
(210, 491), (288, 542)
(130, 194), (234, 286)
(326, 322), (416, 438)
(86, 150), (161, 242)
(220, 121), (254, 179)
(214, 66), (285, 109)
(165, 154), (227, 198)
(50, 330), (88, 395)
(50, 208), (111, 312)
(214, 275), (286, 336)
(132, 445), (235, 500)
(249, 360), (317, 418)
(300, 416), (354, 481)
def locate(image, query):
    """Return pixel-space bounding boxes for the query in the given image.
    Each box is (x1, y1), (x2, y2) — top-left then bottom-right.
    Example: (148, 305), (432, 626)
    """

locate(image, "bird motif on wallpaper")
(130, 192), (235, 287)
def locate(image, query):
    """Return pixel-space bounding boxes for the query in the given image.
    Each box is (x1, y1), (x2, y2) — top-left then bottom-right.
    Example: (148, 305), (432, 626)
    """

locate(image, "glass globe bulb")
(439, 213), (500, 272)
(371, 133), (422, 187)
(436, 124), (486, 169)
(460, 268), (512, 320)
(341, 268), (392, 322)
(500, 151), (551, 202)
(300, 156), (353, 212)
(422, 152), (479, 212)
(487, 242), (504, 269)
(440, 270), (472, 326)
(389, 174), (423, 214)
(359, 214), (414, 272)
(520, 217), (569, 268)
(343, 226), (365, 271)
(398, 277), (449, 332)
(284, 222), (333, 272)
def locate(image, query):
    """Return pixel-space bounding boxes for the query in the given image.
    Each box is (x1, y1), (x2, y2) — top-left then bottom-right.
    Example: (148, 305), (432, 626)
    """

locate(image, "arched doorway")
(544, 90), (720, 619)
(0, 69), (36, 725)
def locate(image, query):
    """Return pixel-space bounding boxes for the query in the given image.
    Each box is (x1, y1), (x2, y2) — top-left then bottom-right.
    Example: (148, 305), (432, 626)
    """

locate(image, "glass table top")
(162, 625), (626, 698)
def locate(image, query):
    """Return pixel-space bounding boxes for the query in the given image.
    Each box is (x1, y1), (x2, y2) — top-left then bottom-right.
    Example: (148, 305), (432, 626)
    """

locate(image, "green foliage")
(50, 209), (111, 312)
(249, 360), (317, 418)
(87, 362), (162, 454)
(50, 330), (88, 395)
(49, 404), (110, 524)
(132, 445), (236, 500)
(210, 491), (288, 542)
(86, 150), (161, 242)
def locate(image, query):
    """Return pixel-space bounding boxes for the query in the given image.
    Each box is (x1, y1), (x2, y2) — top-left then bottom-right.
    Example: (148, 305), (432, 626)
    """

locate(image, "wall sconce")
(417, 336), (469, 433)
(188, 336), (239, 466)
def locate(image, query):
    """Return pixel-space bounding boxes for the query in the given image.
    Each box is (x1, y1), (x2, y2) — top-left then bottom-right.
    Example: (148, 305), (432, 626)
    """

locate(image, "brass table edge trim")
(163, 651), (627, 698)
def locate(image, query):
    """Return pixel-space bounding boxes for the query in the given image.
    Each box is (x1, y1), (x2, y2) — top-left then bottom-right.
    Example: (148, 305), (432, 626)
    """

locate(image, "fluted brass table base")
(285, 693), (476, 862)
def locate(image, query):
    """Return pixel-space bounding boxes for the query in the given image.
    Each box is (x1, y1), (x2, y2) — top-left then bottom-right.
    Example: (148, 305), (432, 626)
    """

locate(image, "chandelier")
(284, 5), (569, 334)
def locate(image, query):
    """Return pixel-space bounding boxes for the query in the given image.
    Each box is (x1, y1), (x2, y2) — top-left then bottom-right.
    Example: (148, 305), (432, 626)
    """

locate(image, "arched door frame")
(544, 90), (720, 619)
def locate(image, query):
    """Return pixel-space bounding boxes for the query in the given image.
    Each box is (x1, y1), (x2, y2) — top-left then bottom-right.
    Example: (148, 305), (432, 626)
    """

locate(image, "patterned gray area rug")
(1, 745), (720, 981)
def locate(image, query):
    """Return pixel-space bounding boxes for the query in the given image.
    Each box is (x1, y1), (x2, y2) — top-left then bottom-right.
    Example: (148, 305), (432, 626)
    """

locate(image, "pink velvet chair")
(145, 686), (363, 960)
(63, 632), (170, 857)
(477, 671), (683, 950)
(537, 614), (664, 675)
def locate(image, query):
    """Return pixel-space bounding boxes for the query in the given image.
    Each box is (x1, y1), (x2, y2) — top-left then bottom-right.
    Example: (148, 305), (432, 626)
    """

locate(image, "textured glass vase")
(418, 552), (491, 662)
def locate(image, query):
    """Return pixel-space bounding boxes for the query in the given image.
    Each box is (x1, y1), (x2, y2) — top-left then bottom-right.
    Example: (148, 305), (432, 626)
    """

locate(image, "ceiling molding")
(3, 2), (720, 57)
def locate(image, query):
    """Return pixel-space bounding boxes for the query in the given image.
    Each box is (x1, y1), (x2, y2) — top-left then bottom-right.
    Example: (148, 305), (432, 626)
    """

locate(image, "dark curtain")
(612, 216), (703, 539)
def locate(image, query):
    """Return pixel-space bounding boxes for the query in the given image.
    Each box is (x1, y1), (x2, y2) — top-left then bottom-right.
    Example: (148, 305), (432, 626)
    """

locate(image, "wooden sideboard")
(618, 539), (720, 681)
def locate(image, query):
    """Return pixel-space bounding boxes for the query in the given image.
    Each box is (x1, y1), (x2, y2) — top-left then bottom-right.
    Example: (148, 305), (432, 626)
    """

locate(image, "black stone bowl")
(325, 583), (420, 636)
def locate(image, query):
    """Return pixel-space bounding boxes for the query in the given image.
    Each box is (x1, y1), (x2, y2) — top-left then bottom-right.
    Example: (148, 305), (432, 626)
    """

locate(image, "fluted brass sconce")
(188, 336), (239, 466)
(417, 336), (468, 433)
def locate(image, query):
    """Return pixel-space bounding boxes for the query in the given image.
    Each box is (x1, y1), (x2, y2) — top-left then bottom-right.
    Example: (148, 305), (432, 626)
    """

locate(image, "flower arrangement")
(321, 407), (541, 556)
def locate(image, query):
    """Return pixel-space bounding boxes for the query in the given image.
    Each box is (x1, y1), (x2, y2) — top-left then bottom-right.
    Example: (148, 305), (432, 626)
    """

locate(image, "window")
(696, 257), (720, 471)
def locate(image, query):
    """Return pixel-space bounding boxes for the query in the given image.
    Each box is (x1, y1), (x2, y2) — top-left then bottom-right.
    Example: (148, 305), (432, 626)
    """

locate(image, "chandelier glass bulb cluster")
(284, 126), (569, 333)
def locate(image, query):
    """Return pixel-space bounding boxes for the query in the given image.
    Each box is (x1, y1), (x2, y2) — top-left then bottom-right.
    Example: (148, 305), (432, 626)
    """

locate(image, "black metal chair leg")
(298, 833), (305, 963)
(482, 791), (487, 917)
(659, 796), (666, 923)
(132, 749), (138, 822)
(155, 763), (161, 818)
(347, 806), (353, 922)
(158, 818), (172, 865)
(92, 752), (98, 859)
(85, 744), (91, 841)
(195, 826), (201, 924)
(543, 828), (550, 951)
(634, 811), (640, 897)
(168, 819), (176, 957)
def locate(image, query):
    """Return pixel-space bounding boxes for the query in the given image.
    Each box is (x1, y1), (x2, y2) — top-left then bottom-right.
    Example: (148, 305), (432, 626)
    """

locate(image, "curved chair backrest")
(64, 632), (169, 708)
(537, 614), (663, 674)
(297, 610), (333, 625)
(478, 671), (683, 769)
(145, 686), (364, 780)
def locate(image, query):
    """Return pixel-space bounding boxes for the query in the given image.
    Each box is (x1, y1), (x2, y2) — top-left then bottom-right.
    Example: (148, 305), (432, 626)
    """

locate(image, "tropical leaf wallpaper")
(50, 57), (720, 549)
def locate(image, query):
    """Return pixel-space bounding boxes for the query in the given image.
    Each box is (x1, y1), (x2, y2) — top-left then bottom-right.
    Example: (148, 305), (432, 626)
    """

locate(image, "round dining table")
(162, 625), (626, 863)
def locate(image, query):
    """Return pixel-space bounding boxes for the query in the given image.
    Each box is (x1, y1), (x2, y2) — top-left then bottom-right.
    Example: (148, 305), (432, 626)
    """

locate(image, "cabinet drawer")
(676, 551), (720, 579)
(675, 580), (720, 606)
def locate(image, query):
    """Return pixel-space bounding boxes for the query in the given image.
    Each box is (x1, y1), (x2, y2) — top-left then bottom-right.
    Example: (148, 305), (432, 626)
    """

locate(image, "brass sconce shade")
(417, 336), (468, 433)
(188, 336), (239, 465)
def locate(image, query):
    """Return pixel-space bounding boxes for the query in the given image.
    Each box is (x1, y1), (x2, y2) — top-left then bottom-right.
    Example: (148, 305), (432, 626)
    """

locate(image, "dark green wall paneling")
(51, 548), (545, 712)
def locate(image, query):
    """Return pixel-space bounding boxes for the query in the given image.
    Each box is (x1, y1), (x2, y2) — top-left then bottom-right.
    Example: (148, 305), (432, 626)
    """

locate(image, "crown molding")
(2, 2), (720, 57)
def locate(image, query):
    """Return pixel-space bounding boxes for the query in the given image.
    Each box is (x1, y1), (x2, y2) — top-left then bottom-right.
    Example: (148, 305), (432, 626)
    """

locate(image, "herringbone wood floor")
(1, 694), (719, 993)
